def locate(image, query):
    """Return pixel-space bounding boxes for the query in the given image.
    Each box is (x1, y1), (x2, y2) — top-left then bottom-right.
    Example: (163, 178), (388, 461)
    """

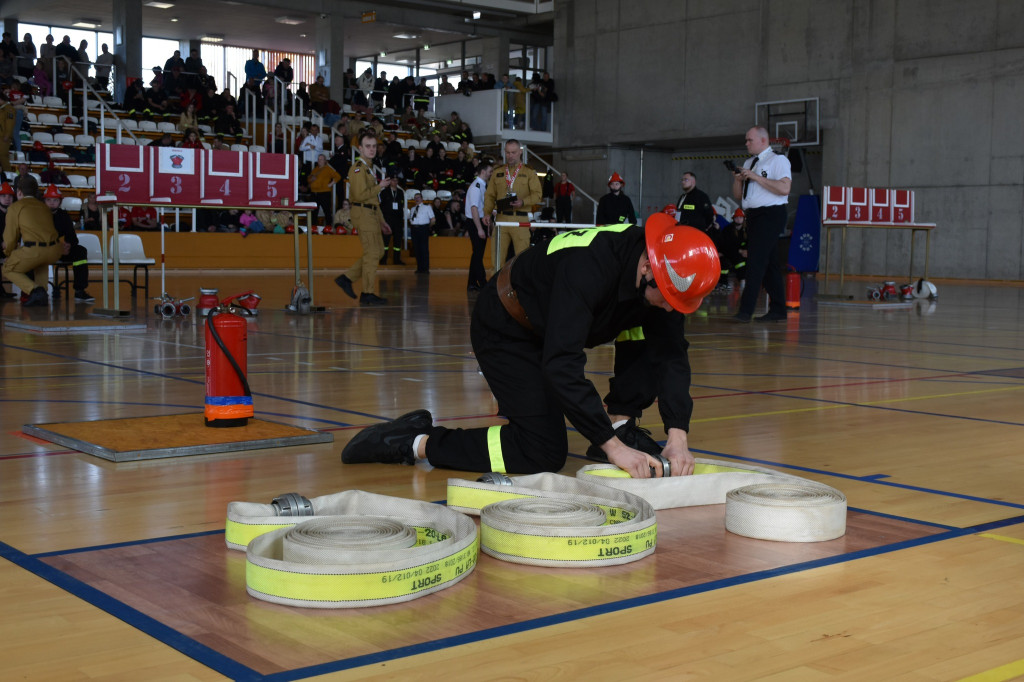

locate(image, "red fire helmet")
(644, 213), (720, 314)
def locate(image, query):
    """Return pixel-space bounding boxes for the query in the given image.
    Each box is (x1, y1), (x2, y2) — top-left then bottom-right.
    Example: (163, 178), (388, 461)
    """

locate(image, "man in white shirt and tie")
(408, 192), (435, 274)
(730, 126), (791, 322)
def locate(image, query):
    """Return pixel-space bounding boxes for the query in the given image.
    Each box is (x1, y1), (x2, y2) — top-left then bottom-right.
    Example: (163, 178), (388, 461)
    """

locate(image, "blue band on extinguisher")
(205, 396), (254, 406)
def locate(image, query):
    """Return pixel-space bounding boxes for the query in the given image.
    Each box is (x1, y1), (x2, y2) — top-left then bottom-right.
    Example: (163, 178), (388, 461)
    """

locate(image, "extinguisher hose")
(207, 309), (252, 397)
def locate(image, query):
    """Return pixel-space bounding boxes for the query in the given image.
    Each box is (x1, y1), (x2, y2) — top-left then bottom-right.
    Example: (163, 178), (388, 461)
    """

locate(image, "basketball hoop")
(769, 137), (791, 155)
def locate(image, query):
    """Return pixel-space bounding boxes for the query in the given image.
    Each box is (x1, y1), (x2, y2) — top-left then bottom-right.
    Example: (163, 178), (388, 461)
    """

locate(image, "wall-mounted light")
(201, 34), (224, 43)
(144, 1), (175, 8)
(275, 16), (304, 25)
(472, 11), (481, 19)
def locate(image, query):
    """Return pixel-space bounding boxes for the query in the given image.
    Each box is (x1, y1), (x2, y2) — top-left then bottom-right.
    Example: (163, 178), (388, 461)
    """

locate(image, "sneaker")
(334, 274), (357, 299)
(341, 409), (434, 464)
(732, 312), (752, 323)
(755, 311), (787, 322)
(74, 290), (95, 303)
(23, 287), (48, 307)
(585, 418), (662, 462)
(360, 292), (388, 306)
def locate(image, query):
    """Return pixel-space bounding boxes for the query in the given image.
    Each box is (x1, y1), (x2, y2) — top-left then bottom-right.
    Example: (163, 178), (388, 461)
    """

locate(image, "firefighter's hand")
(381, 221), (392, 235)
(662, 427), (695, 476)
(601, 437), (663, 479)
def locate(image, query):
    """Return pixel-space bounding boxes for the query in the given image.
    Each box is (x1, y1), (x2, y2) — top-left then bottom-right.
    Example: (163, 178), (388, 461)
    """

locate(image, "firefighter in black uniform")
(675, 171), (715, 231)
(43, 185), (94, 302)
(595, 172), (636, 226)
(342, 214), (721, 478)
(378, 173), (406, 265)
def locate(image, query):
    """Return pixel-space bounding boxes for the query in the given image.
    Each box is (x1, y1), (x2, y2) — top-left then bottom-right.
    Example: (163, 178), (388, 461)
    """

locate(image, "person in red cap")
(2, 176), (61, 306)
(342, 214), (721, 479)
(43, 185), (93, 303)
(0, 180), (16, 297)
(595, 171), (636, 225)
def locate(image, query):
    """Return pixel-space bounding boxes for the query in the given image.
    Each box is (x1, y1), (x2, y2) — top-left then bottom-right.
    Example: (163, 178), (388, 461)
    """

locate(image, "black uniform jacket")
(508, 224), (694, 446)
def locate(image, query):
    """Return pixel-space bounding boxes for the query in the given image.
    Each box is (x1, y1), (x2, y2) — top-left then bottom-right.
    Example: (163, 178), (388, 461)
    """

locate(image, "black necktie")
(743, 155), (758, 199)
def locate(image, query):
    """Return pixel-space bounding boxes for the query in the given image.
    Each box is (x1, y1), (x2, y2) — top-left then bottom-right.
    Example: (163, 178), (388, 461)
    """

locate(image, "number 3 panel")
(250, 152), (297, 207)
(96, 143), (150, 203)
(201, 149), (247, 205)
(151, 147), (201, 205)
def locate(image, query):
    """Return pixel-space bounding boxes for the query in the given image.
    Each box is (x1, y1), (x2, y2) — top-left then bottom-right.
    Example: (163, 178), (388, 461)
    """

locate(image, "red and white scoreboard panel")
(823, 186), (915, 224)
(96, 143), (298, 208)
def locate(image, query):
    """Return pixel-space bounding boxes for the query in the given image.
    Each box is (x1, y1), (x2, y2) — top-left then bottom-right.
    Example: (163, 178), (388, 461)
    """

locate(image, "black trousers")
(59, 245), (89, 292)
(738, 204), (787, 316)
(424, 284), (658, 474)
(410, 224), (430, 272)
(313, 191), (333, 224)
(466, 226), (487, 288)
(380, 216), (404, 262)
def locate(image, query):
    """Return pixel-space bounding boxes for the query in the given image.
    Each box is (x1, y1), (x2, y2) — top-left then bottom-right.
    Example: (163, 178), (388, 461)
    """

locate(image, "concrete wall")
(554, 0), (1024, 280)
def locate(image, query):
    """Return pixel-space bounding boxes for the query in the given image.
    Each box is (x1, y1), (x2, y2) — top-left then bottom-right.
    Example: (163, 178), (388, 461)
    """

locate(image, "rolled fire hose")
(447, 472), (657, 567)
(226, 490), (479, 608)
(578, 458), (847, 543)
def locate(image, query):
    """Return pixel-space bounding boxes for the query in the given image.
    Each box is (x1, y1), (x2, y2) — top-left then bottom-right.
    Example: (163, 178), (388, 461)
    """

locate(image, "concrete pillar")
(111, 0), (142, 103)
(480, 36), (509, 79)
(315, 14), (345, 103)
(4, 18), (19, 41)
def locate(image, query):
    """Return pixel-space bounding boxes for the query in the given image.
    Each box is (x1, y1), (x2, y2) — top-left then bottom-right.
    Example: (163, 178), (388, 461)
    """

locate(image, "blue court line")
(691, 448), (1024, 512)
(0, 539), (263, 682)
(846, 506), (956, 530)
(31, 529), (226, 558)
(261, 513), (1024, 681)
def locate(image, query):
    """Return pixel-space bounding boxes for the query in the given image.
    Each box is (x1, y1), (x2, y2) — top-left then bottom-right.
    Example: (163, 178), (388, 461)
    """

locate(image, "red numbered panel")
(892, 189), (914, 223)
(96, 144), (150, 204)
(150, 147), (201, 205)
(249, 152), (298, 207)
(848, 187), (869, 222)
(201, 149), (246, 205)
(869, 187), (892, 223)
(823, 185), (848, 222)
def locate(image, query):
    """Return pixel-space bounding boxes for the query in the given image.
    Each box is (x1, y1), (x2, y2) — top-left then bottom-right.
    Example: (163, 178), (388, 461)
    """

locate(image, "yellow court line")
(957, 657), (1024, 682)
(978, 533), (1024, 547)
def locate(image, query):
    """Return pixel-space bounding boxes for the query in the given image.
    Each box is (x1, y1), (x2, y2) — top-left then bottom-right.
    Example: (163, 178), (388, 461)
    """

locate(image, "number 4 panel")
(201, 149), (247, 205)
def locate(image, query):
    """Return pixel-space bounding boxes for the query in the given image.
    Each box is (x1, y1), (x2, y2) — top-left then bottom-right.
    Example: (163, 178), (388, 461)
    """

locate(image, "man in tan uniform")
(2, 176), (62, 306)
(335, 130), (390, 306)
(484, 138), (541, 267)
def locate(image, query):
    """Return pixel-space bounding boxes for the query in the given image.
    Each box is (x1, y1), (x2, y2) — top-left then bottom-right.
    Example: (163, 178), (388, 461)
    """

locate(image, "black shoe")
(732, 312), (752, 323)
(74, 290), (95, 303)
(0, 289), (16, 299)
(379, 257), (388, 266)
(360, 292), (388, 306)
(755, 311), (787, 322)
(23, 287), (49, 307)
(334, 274), (357, 299)
(393, 258), (406, 265)
(341, 409), (434, 464)
(585, 418), (662, 462)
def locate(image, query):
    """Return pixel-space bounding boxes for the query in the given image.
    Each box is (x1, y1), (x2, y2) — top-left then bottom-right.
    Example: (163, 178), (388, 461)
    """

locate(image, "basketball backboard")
(755, 97), (820, 147)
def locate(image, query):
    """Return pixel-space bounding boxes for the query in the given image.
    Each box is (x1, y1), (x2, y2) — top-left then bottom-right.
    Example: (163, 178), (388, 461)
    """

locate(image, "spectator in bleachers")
(75, 40), (90, 79)
(95, 44), (113, 90)
(197, 66), (217, 93)
(79, 193), (100, 230)
(184, 49), (203, 75)
(163, 65), (184, 101)
(273, 58), (293, 85)
(400, 147), (420, 188)
(32, 59), (52, 96)
(354, 68), (374, 112)
(0, 52), (14, 88)
(457, 70), (472, 94)
(299, 124), (324, 167)
(11, 163), (30, 189)
(43, 185), (94, 303)
(238, 78), (263, 117)
(149, 66), (163, 89)
(0, 33), (17, 61)
(412, 79), (432, 112)
(271, 121), (287, 154)
(146, 83), (171, 118)
(425, 132), (445, 159)
(54, 36), (77, 63)
(328, 132), (351, 179)
(17, 33), (35, 79)
(332, 198), (352, 234)
(419, 146), (441, 189)
(293, 81), (310, 113)
(148, 132), (175, 148)
(214, 104), (242, 138)
(451, 149), (471, 186)
(123, 79), (146, 113)
(180, 128), (202, 149)
(386, 76), (403, 110)
(309, 75), (330, 114)
(180, 87), (202, 118)
(374, 70), (389, 104)
(39, 35), (55, 63)
(381, 131), (402, 168)
(554, 172), (575, 223)
(127, 205), (159, 231)
(308, 153), (340, 226)
(442, 196), (465, 236)
(438, 75), (455, 96)
(40, 162), (69, 186)
(244, 49), (266, 85)
(238, 209), (264, 236)
(164, 50), (185, 73)
(219, 87), (237, 111)
(342, 69), (357, 105)
(199, 86), (222, 119)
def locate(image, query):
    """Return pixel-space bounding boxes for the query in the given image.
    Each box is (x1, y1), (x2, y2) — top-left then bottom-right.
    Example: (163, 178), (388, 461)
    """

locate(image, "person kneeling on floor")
(2, 176), (62, 307)
(342, 214), (720, 478)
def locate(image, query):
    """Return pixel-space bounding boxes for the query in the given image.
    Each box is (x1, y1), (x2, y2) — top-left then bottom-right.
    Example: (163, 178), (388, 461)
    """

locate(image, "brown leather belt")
(23, 240), (58, 247)
(351, 202), (377, 209)
(495, 251), (533, 332)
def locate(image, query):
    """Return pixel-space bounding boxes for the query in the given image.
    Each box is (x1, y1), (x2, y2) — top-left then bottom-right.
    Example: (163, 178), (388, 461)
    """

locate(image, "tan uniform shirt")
(484, 163), (542, 217)
(347, 156), (381, 215)
(3, 197), (58, 257)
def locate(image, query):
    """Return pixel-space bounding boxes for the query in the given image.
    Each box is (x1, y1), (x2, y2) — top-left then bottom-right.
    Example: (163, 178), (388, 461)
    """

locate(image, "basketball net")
(769, 137), (791, 155)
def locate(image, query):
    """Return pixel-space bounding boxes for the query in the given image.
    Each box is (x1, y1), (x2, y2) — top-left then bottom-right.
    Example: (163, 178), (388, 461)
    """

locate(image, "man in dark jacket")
(675, 172), (715, 231)
(43, 184), (93, 302)
(342, 215), (721, 478)
(595, 172), (636, 226)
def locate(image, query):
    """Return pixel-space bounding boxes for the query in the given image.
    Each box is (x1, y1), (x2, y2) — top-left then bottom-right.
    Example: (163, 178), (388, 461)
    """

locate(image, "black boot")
(341, 410), (434, 464)
(585, 418), (662, 462)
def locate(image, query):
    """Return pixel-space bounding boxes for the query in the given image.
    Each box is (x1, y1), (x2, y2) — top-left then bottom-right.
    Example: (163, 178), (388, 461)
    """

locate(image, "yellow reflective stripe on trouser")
(487, 424), (506, 473)
(72, 258), (87, 266)
(616, 326), (645, 342)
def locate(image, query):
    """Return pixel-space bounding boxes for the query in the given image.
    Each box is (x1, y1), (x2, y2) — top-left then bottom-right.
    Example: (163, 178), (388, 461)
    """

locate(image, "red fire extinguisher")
(204, 293), (254, 427)
(785, 266), (802, 310)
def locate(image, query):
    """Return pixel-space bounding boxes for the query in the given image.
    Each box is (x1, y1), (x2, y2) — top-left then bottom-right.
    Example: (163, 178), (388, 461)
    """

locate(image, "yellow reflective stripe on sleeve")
(615, 326), (645, 342)
(246, 535), (478, 605)
(546, 223), (632, 254)
(486, 424), (506, 473)
(224, 518), (292, 549)
(481, 523), (656, 563)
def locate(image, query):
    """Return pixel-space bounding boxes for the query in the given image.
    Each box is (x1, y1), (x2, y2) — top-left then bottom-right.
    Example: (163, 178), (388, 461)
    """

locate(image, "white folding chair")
(32, 131), (54, 145)
(60, 196), (82, 212)
(421, 189), (436, 201)
(67, 174), (88, 188)
(157, 121), (177, 133)
(42, 96), (64, 108)
(75, 135), (96, 147)
(53, 133), (77, 146)
(138, 120), (158, 132)
(109, 234), (155, 298)
(230, 144), (248, 152)
(38, 113), (60, 126)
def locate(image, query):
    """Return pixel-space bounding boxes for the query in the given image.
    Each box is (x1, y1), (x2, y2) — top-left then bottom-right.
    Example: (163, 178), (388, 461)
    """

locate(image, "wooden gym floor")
(1, 270), (1022, 681)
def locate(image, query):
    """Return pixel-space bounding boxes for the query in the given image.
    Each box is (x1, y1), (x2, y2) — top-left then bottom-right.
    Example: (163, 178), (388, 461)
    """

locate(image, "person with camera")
(727, 126), (791, 322)
(485, 139), (541, 266)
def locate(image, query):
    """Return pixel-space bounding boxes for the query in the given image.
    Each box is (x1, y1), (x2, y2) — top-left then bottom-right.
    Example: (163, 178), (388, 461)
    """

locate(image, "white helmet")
(913, 279), (937, 299)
